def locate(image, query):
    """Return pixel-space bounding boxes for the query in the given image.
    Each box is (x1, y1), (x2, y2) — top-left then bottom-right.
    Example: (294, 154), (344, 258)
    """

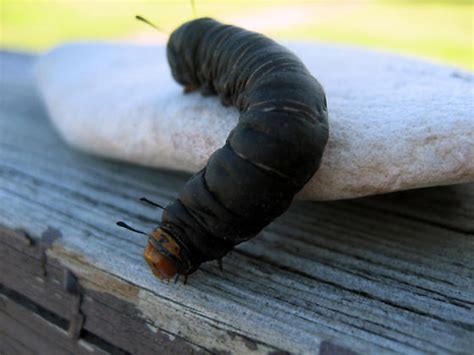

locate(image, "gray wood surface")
(0, 51), (473, 355)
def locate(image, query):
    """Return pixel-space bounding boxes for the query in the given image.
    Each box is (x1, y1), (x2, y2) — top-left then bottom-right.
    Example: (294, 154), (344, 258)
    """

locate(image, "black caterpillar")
(120, 17), (329, 281)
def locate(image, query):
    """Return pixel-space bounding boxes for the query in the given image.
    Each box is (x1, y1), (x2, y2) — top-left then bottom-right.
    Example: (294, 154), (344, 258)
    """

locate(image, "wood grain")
(0, 51), (473, 354)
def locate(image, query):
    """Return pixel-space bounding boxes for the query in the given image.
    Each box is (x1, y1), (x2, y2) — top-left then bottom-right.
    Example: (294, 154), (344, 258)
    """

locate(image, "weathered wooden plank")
(0, 293), (107, 355)
(0, 228), (210, 354)
(0, 330), (36, 355)
(52, 245), (295, 354)
(0, 229), (80, 319)
(0, 50), (473, 354)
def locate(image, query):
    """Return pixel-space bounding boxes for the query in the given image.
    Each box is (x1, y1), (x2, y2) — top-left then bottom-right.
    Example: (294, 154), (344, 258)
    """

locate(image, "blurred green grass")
(1, 0), (472, 70)
(273, 1), (473, 70)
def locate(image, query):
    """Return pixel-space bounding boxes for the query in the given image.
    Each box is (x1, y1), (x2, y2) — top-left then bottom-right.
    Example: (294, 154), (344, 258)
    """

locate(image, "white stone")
(35, 42), (474, 200)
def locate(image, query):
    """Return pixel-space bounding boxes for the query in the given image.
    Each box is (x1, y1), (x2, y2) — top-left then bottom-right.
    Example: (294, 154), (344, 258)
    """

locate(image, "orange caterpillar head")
(144, 228), (183, 280)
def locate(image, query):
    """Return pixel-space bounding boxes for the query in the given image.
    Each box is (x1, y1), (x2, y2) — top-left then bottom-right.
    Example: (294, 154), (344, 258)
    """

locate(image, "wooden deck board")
(0, 51), (473, 354)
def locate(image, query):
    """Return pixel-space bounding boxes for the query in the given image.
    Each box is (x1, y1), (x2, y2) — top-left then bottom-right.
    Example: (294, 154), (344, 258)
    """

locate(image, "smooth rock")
(35, 42), (474, 200)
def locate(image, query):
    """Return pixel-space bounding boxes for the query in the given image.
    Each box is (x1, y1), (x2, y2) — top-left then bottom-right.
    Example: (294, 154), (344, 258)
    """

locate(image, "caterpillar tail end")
(144, 229), (181, 280)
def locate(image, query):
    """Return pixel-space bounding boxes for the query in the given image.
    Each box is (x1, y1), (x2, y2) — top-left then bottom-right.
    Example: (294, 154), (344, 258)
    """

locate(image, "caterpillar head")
(144, 228), (183, 280)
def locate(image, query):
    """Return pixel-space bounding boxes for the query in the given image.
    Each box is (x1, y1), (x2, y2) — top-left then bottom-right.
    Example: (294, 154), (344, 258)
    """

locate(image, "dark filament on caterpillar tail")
(117, 197), (165, 233)
(140, 197), (166, 210)
(135, 15), (168, 35)
(136, 0), (197, 36)
(116, 221), (148, 235)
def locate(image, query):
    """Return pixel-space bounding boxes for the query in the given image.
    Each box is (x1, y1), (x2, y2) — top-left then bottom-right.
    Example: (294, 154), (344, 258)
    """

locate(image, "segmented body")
(152, 18), (329, 276)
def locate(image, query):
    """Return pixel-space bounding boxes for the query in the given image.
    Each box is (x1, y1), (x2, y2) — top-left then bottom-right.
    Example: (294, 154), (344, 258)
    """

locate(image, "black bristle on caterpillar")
(130, 17), (329, 280)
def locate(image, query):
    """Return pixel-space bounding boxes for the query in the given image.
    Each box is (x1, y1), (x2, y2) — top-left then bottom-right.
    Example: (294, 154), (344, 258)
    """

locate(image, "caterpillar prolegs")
(130, 18), (329, 280)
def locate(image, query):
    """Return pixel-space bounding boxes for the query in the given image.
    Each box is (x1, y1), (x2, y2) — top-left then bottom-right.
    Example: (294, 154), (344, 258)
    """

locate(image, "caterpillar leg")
(184, 83), (199, 93)
(173, 274), (189, 285)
